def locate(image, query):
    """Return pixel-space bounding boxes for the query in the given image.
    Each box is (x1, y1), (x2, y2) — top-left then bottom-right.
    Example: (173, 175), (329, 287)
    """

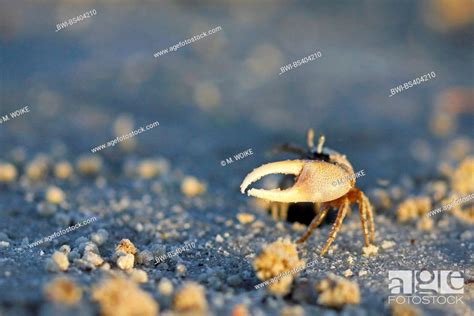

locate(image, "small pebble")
(54, 162), (73, 179)
(236, 213), (255, 224)
(358, 270), (368, 277)
(80, 242), (100, 255)
(215, 234), (224, 243)
(181, 176), (206, 197)
(417, 216), (434, 231)
(381, 240), (396, 249)
(291, 222), (306, 232)
(46, 251), (69, 272)
(26, 158), (48, 180)
(100, 262), (111, 271)
(115, 239), (137, 255)
(90, 229), (109, 246)
(0, 163), (17, 182)
(231, 304), (249, 316)
(46, 186), (65, 205)
(315, 273), (360, 308)
(0, 241), (10, 248)
(83, 251), (104, 267)
(77, 155), (102, 176)
(346, 256), (354, 265)
(343, 269), (353, 277)
(362, 244), (379, 257)
(173, 282), (208, 312)
(59, 245), (71, 254)
(137, 159), (169, 179)
(92, 276), (158, 316)
(43, 277), (82, 305)
(158, 278), (174, 296)
(116, 253), (135, 270)
(176, 264), (187, 277)
(129, 269), (148, 283)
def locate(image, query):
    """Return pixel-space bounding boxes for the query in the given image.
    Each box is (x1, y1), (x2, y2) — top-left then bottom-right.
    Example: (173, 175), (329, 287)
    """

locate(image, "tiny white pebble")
(362, 244), (379, 257)
(346, 256), (354, 265)
(381, 240), (396, 249)
(116, 253), (134, 270)
(59, 245), (71, 254)
(129, 269), (148, 283)
(215, 234), (224, 243)
(0, 241), (10, 248)
(358, 270), (368, 277)
(83, 251), (104, 267)
(158, 278), (173, 296)
(100, 262), (111, 271)
(46, 251), (69, 272)
(176, 264), (187, 277)
(90, 229), (109, 246)
(45, 186), (65, 205)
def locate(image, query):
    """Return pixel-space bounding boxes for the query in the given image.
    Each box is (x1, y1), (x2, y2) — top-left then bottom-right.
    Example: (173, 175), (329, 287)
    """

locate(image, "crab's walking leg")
(280, 203), (289, 221)
(357, 193), (370, 247)
(363, 194), (375, 242)
(320, 198), (349, 256)
(314, 203), (321, 216)
(296, 205), (329, 244)
(270, 203), (279, 221)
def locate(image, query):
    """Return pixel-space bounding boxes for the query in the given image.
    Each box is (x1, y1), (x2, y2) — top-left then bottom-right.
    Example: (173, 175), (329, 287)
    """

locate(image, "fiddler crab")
(240, 129), (375, 256)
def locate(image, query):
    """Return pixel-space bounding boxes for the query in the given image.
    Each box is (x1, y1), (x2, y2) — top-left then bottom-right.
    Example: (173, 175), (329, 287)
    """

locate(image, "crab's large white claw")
(240, 160), (304, 194)
(240, 160), (352, 203)
(240, 160), (313, 203)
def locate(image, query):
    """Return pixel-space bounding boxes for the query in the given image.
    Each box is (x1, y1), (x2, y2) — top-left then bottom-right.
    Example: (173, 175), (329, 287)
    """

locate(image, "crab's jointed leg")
(280, 203), (289, 221)
(363, 193), (375, 242)
(270, 203), (279, 221)
(296, 205), (329, 244)
(352, 188), (375, 246)
(356, 193), (370, 247)
(320, 198), (349, 256)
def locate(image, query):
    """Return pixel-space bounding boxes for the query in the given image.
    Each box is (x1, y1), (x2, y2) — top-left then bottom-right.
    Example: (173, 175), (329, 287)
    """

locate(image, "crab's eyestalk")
(307, 128), (315, 148)
(316, 134), (325, 154)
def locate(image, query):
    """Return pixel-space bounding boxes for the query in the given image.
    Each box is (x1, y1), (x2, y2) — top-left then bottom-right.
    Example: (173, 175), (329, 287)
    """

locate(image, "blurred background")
(0, 1), (473, 315)
(1, 0), (473, 195)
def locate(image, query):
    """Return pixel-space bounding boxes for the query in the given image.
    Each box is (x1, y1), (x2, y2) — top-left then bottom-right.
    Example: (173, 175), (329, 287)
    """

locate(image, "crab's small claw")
(240, 160), (352, 203)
